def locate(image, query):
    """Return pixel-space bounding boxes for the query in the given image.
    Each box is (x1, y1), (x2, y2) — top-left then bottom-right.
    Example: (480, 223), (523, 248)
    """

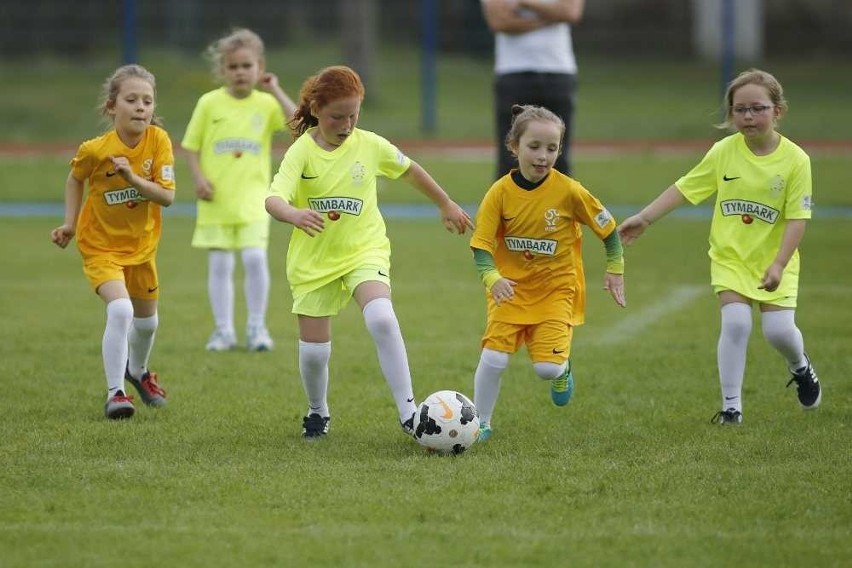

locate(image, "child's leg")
(298, 339), (331, 418)
(241, 247), (269, 330)
(760, 308), (807, 370)
(718, 302), (752, 412)
(474, 348), (510, 426)
(127, 313), (157, 375)
(102, 297), (133, 396)
(361, 296), (417, 422)
(208, 250), (235, 335)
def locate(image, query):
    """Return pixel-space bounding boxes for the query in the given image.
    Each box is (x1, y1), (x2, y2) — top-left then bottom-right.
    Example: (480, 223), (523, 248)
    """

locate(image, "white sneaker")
(247, 326), (273, 352)
(206, 329), (237, 351)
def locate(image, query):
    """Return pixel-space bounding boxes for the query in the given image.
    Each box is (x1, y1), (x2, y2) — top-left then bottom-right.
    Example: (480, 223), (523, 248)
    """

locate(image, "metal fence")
(2, 0), (850, 59)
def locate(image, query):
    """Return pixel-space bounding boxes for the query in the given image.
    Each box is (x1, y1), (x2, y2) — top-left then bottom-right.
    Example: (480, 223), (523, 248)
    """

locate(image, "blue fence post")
(122, 0), (138, 64)
(421, 0), (437, 136)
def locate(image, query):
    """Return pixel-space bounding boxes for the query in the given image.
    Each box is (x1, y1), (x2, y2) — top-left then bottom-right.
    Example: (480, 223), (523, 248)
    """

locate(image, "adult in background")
(480, 0), (584, 179)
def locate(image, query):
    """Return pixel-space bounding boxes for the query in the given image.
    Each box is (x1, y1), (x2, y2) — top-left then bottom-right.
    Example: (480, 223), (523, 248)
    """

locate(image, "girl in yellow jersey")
(618, 69), (821, 425)
(50, 65), (175, 420)
(265, 66), (473, 439)
(471, 104), (626, 442)
(183, 29), (296, 352)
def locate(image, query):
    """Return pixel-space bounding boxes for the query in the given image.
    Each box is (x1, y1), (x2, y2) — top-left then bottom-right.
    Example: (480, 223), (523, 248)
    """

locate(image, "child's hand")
(617, 215), (649, 246)
(758, 262), (784, 292)
(440, 201), (475, 234)
(195, 178), (214, 201)
(604, 272), (626, 307)
(291, 208), (326, 237)
(50, 225), (75, 248)
(491, 278), (516, 305)
(258, 73), (279, 92)
(110, 156), (133, 181)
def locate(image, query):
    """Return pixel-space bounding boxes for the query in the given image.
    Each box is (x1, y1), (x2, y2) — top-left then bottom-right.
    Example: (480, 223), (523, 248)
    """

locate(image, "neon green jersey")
(269, 128), (411, 297)
(676, 132), (812, 302)
(182, 87), (286, 225)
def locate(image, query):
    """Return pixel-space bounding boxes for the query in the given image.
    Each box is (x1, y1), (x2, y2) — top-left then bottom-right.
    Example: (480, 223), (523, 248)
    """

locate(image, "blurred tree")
(340, 0), (376, 94)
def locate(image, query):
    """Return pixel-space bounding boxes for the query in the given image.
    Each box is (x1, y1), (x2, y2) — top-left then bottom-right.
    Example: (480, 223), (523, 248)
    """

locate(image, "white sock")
(533, 361), (566, 381)
(209, 250), (235, 335)
(362, 298), (417, 421)
(242, 247), (269, 330)
(128, 314), (158, 380)
(299, 340), (331, 417)
(103, 298), (133, 396)
(718, 303), (752, 412)
(761, 310), (807, 370)
(473, 348), (509, 426)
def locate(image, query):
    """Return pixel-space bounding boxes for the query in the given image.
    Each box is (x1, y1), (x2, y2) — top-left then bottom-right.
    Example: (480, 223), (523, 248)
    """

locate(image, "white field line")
(591, 285), (706, 346)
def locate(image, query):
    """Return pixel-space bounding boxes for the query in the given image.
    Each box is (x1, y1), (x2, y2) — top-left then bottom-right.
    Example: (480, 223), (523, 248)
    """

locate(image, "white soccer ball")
(412, 390), (480, 455)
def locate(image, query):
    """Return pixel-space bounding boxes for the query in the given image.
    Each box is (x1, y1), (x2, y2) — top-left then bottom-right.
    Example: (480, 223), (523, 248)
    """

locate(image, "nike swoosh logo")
(502, 217), (515, 222)
(212, 118), (224, 124)
(378, 270), (389, 277)
(406, 397), (415, 403)
(724, 396), (737, 400)
(301, 173), (318, 179)
(106, 171), (117, 177)
(147, 286), (159, 293)
(552, 348), (565, 354)
(437, 397), (453, 420)
(723, 175), (740, 181)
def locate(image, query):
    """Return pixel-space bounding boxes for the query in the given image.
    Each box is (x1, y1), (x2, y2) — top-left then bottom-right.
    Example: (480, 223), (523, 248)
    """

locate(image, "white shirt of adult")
(489, 0), (578, 75)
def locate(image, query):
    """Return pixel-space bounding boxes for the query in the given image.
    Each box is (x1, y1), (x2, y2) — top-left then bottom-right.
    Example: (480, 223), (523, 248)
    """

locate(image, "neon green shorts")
(191, 218), (270, 250)
(292, 265), (391, 317)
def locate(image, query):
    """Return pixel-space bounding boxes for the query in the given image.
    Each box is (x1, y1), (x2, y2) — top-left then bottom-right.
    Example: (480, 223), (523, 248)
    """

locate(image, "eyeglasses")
(732, 104), (773, 116)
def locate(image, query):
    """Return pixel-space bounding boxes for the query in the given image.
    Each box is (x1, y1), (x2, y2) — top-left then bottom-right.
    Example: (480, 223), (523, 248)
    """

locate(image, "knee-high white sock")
(362, 298), (417, 421)
(103, 298), (133, 396)
(761, 310), (808, 371)
(299, 340), (331, 417)
(209, 250), (235, 334)
(474, 348), (510, 426)
(242, 247), (269, 329)
(718, 303), (752, 412)
(128, 314), (158, 380)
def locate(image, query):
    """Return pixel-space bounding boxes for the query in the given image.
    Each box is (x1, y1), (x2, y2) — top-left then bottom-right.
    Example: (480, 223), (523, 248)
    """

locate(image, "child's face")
(108, 77), (155, 140)
(222, 47), (262, 98)
(312, 96), (362, 149)
(731, 83), (780, 141)
(513, 119), (562, 183)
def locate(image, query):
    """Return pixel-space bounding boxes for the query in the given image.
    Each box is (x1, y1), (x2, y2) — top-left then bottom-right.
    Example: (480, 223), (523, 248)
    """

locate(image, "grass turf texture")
(1, 210), (851, 566)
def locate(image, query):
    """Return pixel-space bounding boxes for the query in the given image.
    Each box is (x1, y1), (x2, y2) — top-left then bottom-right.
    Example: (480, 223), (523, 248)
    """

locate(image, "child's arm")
(264, 195), (325, 237)
(50, 173), (84, 248)
(759, 219), (807, 292)
(185, 150), (213, 201)
(472, 247), (516, 304)
(481, 0), (545, 34)
(111, 156), (174, 206)
(617, 184), (686, 245)
(517, 0), (584, 24)
(259, 73), (297, 120)
(602, 230), (626, 307)
(400, 160), (474, 234)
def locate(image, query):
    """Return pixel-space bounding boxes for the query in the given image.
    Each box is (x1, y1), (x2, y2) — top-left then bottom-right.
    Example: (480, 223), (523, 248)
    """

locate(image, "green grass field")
(1, 48), (851, 567)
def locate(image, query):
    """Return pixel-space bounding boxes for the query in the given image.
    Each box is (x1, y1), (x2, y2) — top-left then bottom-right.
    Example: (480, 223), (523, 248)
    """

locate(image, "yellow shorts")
(713, 286), (797, 308)
(83, 257), (159, 300)
(482, 319), (573, 364)
(292, 265), (391, 317)
(191, 218), (270, 250)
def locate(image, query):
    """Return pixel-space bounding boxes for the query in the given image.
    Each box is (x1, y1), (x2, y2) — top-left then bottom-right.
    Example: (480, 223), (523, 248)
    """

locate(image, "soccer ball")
(412, 390), (480, 455)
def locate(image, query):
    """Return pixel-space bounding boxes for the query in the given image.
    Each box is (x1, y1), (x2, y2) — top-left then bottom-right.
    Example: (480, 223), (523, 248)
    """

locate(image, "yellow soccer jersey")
(71, 126), (175, 263)
(677, 133), (812, 302)
(268, 128), (410, 296)
(470, 170), (616, 326)
(182, 87), (286, 225)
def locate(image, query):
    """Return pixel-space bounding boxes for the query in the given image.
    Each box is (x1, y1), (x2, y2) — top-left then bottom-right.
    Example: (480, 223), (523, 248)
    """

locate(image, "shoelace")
(552, 376), (568, 390)
(111, 394), (134, 403)
(141, 373), (167, 397)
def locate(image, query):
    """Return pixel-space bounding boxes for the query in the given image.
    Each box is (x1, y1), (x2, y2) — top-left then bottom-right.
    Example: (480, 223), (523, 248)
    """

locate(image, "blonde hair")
(290, 66), (365, 138)
(205, 28), (266, 83)
(98, 64), (162, 127)
(717, 68), (788, 130)
(505, 104), (565, 155)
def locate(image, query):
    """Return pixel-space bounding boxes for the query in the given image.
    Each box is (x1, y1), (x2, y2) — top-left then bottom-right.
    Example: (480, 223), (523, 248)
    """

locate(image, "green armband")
(606, 257), (625, 275)
(473, 248), (503, 291)
(603, 229), (625, 275)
